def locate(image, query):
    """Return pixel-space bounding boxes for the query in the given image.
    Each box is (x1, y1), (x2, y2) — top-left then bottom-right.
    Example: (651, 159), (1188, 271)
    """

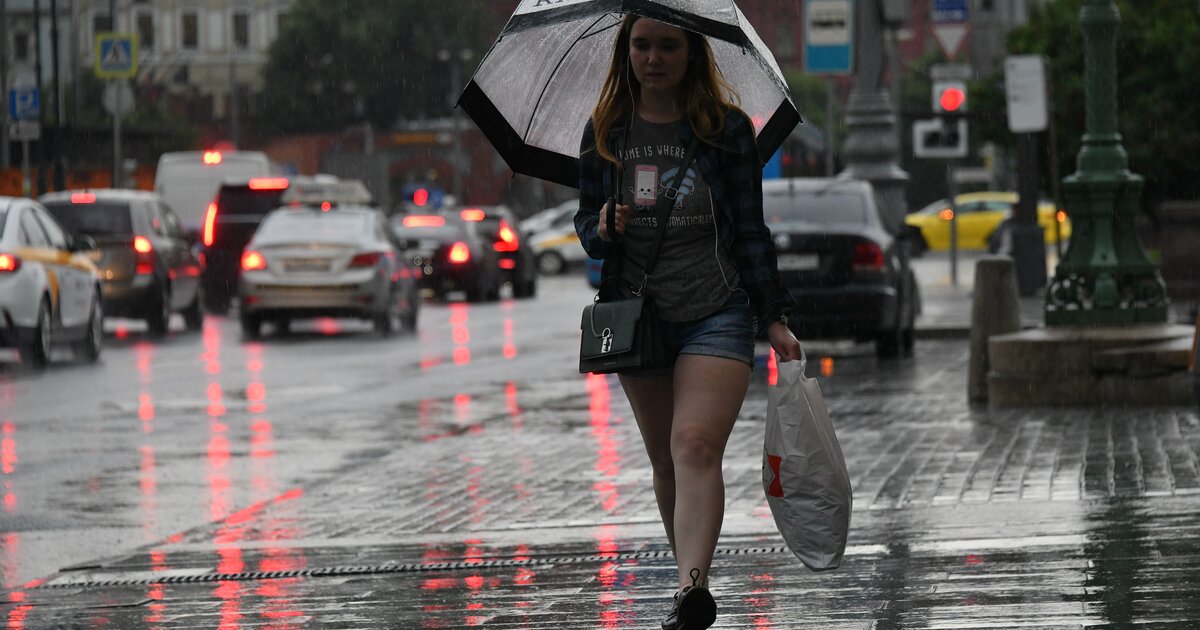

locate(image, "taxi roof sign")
(281, 177), (374, 206)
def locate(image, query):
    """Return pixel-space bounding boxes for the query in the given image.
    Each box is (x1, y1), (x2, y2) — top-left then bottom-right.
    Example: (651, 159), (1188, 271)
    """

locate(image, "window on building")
(13, 32), (29, 62)
(181, 12), (198, 49)
(233, 13), (250, 50)
(93, 14), (113, 38)
(137, 14), (154, 50)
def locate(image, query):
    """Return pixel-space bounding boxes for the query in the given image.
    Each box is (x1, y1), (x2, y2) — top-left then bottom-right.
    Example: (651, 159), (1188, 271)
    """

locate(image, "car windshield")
(763, 189), (869, 226)
(256, 211), (369, 243)
(42, 202), (134, 236)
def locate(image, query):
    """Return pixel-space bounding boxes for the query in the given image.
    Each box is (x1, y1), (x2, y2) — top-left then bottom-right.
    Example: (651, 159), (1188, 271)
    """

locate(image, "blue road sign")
(95, 34), (138, 79)
(932, 0), (969, 23)
(803, 0), (854, 76)
(8, 87), (40, 121)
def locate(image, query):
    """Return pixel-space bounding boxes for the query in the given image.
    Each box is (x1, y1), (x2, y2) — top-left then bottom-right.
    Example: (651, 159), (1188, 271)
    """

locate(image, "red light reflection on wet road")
(747, 572), (776, 627)
(450, 305), (471, 365)
(1, 422), (14, 513)
(503, 317), (517, 359)
(587, 375), (634, 627)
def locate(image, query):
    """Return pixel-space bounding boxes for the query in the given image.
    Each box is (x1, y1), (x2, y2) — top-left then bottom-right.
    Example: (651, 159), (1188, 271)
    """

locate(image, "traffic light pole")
(946, 159), (959, 288)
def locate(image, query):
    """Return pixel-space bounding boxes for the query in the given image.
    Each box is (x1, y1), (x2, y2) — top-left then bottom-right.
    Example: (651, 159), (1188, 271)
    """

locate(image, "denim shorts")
(622, 289), (755, 376)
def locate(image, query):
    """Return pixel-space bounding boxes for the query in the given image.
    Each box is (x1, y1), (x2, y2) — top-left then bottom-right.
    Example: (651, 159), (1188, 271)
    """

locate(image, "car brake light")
(349, 252), (384, 268)
(499, 259), (516, 270)
(248, 177), (289, 190)
(0, 253), (20, 272)
(448, 242), (471, 264)
(71, 192), (96, 204)
(938, 208), (954, 221)
(403, 215), (445, 228)
(494, 220), (519, 252)
(241, 250), (266, 271)
(460, 208), (485, 222)
(852, 241), (885, 272)
(133, 236), (155, 275)
(1056, 210), (1067, 223)
(203, 151), (223, 165)
(203, 202), (218, 247)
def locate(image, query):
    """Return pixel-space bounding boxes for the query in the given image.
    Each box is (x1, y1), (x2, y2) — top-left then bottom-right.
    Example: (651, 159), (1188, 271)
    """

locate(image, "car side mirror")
(71, 234), (97, 252)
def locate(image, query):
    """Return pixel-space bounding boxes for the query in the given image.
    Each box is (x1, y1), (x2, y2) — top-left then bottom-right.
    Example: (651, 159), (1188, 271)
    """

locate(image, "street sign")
(95, 33), (138, 79)
(803, 0), (854, 75)
(8, 87), (40, 121)
(1004, 55), (1049, 133)
(102, 81), (135, 118)
(913, 118), (967, 159)
(931, 0), (970, 60)
(8, 120), (41, 142)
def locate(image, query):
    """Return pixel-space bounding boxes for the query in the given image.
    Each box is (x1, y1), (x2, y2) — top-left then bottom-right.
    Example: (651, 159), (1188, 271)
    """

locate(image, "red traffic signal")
(939, 87), (966, 112)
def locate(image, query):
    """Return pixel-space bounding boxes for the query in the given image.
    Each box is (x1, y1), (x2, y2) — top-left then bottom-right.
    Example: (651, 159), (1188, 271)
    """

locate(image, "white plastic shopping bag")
(762, 352), (852, 571)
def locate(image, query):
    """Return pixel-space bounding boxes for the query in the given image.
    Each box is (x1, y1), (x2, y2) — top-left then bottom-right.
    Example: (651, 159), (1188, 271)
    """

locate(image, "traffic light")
(933, 80), (968, 114)
(913, 118), (968, 159)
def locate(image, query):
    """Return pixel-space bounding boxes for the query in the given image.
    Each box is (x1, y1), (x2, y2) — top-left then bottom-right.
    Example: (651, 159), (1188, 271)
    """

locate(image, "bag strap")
(602, 125), (701, 295)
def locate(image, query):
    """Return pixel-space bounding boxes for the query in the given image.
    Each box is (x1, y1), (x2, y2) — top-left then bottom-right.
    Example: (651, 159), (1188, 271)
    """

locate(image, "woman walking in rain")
(575, 14), (802, 630)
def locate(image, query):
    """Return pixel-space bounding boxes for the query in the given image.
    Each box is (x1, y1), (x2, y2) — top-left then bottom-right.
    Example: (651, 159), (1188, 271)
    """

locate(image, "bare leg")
(669, 354), (750, 589)
(619, 372), (678, 554)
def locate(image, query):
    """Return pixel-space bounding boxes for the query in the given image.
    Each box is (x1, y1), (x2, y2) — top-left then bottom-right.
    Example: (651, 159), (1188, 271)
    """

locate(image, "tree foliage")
(254, 0), (502, 134)
(977, 0), (1200, 206)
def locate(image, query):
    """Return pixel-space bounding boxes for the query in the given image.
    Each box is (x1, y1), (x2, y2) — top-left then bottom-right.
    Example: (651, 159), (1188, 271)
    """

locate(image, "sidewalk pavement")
(6, 338), (1200, 627)
(911, 251), (1045, 338)
(5, 252), (1200, 628)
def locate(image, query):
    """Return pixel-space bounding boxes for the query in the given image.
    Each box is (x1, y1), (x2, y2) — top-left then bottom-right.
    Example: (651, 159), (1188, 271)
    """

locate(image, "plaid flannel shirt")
(575, 111), (795, 332)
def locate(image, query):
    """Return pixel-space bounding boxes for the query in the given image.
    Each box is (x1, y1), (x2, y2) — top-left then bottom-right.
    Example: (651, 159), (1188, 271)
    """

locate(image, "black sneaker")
(661, 590), (680, 630)
(677, 569), (717, 629)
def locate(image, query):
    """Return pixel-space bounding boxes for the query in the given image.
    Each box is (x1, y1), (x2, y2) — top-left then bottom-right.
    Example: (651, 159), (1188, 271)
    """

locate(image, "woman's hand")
(767, 321), (802, 362)
(598, 201), (632, 242)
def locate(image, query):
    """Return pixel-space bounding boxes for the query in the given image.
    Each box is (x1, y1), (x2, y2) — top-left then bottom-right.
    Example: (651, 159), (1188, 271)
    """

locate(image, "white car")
(530, 222), (587, 275)
(238, 205), (420, 339)
(520, 199), (577, 238)
(0, 198), (104, 367)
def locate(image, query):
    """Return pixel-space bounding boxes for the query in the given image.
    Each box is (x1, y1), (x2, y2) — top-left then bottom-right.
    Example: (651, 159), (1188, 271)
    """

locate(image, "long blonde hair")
(591, 14), (743, 165)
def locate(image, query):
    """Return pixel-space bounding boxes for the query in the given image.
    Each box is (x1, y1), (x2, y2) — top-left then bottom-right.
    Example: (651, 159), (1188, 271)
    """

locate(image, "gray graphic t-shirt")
(617, 116), (739, 321)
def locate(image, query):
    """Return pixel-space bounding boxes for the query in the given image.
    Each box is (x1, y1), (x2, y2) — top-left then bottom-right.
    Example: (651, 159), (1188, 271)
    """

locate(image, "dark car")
(390, 213), (502, 302)
(199, 176), (291, 313)
(451, 205), (537, 298)
(41, 189), (204, 336)
(763, 178), (920, 358)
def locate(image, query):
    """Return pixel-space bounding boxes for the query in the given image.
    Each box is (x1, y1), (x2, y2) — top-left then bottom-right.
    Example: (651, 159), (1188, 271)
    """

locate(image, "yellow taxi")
(904, 191), (1070, 254)
(0, 198), (104, 368)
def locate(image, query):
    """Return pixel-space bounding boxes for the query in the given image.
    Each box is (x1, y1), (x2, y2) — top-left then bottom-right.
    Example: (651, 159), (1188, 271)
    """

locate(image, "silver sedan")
(238, 205), (419, 338)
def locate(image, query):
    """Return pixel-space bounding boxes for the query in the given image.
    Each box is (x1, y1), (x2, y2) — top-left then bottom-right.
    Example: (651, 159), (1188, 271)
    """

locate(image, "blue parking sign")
(8, 87), (39, 121)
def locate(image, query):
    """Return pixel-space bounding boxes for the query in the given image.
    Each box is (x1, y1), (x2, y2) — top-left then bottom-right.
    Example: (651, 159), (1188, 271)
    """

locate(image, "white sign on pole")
(8, 120), (41, 142)
(1004, 55), (1048, 133)
(804, 0), (854, 75)
(931, 0), (970, 60)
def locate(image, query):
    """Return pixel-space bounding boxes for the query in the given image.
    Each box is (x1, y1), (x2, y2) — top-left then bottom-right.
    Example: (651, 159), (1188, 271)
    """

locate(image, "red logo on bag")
(767, 454), (784, 497)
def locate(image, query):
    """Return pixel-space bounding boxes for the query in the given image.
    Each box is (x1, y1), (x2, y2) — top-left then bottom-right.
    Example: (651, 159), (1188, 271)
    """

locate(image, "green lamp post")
(1045, 0), (1168, 325)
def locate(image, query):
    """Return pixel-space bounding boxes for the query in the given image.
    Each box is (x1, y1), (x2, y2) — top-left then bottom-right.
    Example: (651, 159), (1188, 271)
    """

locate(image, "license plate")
(284, 258), (329, 273)
(777, 254), (819, 271)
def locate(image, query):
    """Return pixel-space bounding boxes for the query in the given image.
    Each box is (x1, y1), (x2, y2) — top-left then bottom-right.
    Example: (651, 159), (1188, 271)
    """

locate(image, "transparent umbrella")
(459, 0), (803, 188)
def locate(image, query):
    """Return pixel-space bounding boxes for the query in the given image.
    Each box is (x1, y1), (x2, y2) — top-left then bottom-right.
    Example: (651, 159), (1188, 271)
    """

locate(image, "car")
(41, 189), (204, 336)
(530, 221), (588, 275)
(238, 204), (420, 338)
(764, 178), (920, 358)
(585, 255), (603, 289)
(451, 205), (537, 298)
(520, 199), (578, 238)
(390, 213), (503, 302)
(0, 197), (104, 367)
(200, 175), (370, 313)
(903, 191), (1071, 255)
(154, 149), (278, 239)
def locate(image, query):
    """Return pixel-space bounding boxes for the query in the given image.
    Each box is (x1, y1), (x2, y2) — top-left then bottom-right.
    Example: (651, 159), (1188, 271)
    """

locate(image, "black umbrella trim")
(459, 80), (581, 189)
(756, 101), (803, 165)
(502, 0), (748, 47)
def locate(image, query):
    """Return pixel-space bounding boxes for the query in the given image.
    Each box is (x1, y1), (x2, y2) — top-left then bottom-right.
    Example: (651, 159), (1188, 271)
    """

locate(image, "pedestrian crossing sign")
(95, 33), (138, 79)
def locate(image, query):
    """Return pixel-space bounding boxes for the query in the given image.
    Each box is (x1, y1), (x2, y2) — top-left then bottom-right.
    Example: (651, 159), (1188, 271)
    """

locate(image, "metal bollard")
(968, 256), (1022, 403)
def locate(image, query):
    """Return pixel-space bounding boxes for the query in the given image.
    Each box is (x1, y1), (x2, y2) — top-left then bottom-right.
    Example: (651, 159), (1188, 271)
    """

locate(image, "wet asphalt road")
(3, 270), (1200, 628)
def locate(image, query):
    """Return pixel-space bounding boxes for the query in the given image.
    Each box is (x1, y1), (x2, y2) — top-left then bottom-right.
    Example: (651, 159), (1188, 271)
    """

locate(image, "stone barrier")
(968, 256), (1021, 403)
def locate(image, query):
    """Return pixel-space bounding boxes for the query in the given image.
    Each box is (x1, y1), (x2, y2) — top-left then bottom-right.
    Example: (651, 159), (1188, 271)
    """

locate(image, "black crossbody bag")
(579, 135), (701, 374)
